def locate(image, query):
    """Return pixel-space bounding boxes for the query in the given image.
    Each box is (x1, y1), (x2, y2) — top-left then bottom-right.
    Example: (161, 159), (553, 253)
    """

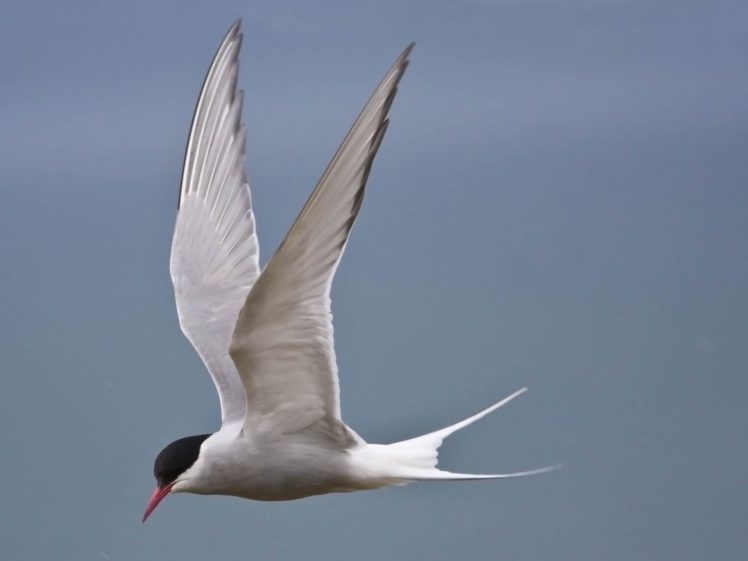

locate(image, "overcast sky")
(1, 1), (746, 560)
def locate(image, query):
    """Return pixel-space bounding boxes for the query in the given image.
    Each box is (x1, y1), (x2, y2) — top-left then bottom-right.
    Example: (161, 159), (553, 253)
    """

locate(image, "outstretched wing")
(230, 44), (414, 445)
(170, 21), (260, 427)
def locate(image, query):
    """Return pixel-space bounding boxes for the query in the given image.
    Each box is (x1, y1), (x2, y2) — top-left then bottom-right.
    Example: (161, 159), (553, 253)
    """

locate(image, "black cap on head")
(154, 434), (211, 488)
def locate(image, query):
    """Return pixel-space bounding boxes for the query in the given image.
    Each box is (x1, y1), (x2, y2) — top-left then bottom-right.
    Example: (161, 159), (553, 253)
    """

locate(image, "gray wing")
(229, 44), (414, 445)
(170, 21), (260, 428)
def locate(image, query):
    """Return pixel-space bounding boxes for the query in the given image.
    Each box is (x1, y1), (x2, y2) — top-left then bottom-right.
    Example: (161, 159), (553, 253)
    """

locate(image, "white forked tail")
(350, 388), (560, 485)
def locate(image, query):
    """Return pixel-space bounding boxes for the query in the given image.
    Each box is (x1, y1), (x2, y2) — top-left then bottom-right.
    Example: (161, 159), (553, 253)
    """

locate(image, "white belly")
(173, 431), (367, 501)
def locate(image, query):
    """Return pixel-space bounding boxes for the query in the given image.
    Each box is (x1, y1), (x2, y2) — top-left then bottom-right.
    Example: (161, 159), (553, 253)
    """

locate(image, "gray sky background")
(1, 1), (746, 560)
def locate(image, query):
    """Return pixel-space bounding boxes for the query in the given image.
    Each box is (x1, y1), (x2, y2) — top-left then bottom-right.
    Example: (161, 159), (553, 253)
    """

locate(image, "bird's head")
(142, 434), (210, 522)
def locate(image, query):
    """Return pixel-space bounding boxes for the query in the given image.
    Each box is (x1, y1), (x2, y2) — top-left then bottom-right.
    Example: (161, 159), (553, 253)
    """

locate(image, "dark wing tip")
(388, 44), (414, 95)
(177, 20), (244, 209)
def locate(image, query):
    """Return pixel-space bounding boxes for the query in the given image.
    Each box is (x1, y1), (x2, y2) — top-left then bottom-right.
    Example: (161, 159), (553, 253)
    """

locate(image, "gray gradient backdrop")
(1, 1), (746, 560)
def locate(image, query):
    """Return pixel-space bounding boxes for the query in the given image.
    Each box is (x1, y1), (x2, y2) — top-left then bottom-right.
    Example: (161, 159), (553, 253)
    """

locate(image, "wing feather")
(170, 21), (259, 428)
(230, 45), (414, 445)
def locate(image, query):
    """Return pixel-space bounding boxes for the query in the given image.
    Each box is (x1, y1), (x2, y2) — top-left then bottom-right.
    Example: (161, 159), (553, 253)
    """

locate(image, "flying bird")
(143, 20), (558, 522)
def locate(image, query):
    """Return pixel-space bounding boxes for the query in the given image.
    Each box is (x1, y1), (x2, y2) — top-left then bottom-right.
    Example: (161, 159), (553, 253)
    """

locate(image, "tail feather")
(349, 387), (560, 485)
(399, 464), (562, 481)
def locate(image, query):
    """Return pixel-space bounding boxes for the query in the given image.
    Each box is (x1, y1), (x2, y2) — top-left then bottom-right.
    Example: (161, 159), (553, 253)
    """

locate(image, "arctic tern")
(143, 20), (558, 522)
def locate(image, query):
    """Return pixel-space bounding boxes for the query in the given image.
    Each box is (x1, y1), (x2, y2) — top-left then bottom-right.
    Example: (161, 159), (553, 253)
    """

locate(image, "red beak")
(142, 484), (172, 522)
